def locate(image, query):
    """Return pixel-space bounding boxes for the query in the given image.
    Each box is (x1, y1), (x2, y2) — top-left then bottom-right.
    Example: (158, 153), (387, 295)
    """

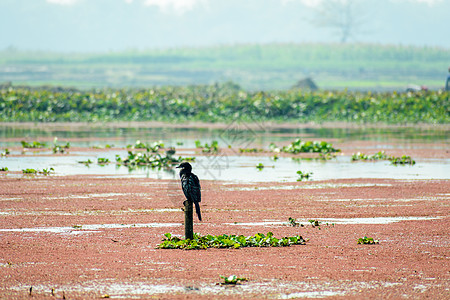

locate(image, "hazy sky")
(1, 0), (449, 52)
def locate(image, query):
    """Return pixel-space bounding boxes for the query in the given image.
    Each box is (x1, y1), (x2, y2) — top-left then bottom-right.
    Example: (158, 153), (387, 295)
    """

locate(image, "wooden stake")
(184, 200), (194, 240)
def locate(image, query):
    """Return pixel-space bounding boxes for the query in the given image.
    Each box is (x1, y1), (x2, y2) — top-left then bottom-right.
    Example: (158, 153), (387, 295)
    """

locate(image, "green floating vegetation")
(157, 232), (307, 250)
(0, 167), (8, 171)
(195, 140), (219, 154)
(127, 140), (164, 152)
(220, 275), (248, 285)
(288, 217), (302, 227)
(22, 167), (54, 175)
(116, 150), (194, 169)
(297, 170), (312, 181)
(239, 148), (263, 153)
(1, 149), (9, 156)
(270, 139), (340, 154)
(357, 236), (379, 245)
(352, 151), (415, 165)
(256, 163), (264, 170)
(97, 157), (110, 165)
(21, 141), (47, 149)
(1, 85), (448, 124)
(78, 159), (93, 165)
(308, 219), (321, 228)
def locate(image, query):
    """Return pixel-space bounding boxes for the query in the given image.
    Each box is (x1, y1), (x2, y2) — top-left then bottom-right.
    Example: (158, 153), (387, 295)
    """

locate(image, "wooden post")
(184, 200), (194, 240)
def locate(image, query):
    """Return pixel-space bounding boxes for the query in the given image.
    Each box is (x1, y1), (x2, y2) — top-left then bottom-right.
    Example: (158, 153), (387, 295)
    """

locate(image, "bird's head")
(176, 162), (192, 172)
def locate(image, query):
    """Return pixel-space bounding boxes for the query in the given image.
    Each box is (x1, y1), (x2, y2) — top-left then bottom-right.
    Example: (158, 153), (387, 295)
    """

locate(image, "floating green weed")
(22, 167), (54, 175)
(297, 170), (312, 181)
(239, 148), (263, 153)
(390, 155), (415, 165)
(1, 86), (448, 124)
(116, 149), (194, 169)
(352, 151), (415, 165)
(157, 232), (307, 250)
(195, 140), (219, 153)
(270, 139), (340, 154)
(21, 141), (46, 149)
(256, 163), (264, 170)
(357, 236), (379, 244)
(52, 142), (70, 154)
(288, 217), (302, 227)
(127, 140), (164, 152)
(220, 275), (248, 285)
(308, 219), (321, 228)
(1, 149), (10, 156)
(78, 159), (93, 165)
(0, 167), (8, 171)
(97, 157), (110, 164)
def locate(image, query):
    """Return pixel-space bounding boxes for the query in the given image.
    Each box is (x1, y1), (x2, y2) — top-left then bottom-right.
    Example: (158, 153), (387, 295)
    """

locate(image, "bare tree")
(312, 0), (367, 43)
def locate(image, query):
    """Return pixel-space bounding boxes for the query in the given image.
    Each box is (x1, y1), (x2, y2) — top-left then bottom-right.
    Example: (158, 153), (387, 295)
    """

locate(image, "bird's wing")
(182, 173), (201, 204)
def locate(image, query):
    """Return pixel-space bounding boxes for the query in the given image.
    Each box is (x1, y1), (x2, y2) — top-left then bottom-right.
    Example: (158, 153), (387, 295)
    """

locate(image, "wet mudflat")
(0, 122), (449, 299)
(0, 175), (449, 299)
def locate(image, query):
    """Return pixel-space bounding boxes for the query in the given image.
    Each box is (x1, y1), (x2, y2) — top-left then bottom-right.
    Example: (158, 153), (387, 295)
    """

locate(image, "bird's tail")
(194, 201), (202, 221)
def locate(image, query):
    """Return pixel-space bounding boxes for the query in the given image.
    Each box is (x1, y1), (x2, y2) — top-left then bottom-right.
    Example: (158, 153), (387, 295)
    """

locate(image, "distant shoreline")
(1, 121), (448, 130)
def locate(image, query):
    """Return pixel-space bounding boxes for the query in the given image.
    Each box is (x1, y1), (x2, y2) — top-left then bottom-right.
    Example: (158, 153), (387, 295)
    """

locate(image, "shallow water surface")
(0, 124), (448, 182)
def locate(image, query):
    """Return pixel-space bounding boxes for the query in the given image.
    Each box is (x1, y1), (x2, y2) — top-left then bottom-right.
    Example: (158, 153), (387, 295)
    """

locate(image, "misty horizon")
(1, 0), (449, 53)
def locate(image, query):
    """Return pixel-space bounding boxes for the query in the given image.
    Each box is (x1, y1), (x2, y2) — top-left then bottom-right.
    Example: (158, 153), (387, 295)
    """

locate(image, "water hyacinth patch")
(351, 151), (415, 165)
(270, 139), (340, 154)
(116, 149), (194, 169)
(157, 232), (307, 250)
(1, 86), (448, 124)
(220, 275), (248, 285)
(1, 149), (10, 156)
(357, 236), (379, 245)
(21, 141), (47, 149)
(22, 167), (54, 175)
(297, 170), (312, 181)
(195, 140), (219, 154)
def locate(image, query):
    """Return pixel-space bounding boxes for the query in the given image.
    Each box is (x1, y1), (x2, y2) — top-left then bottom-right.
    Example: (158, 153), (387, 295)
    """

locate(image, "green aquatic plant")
(297, 170), (312, 181)
(288, 217), (302, 227)
(308, 219), (321, 228)
(195, 140), (219, 153)
(116, 149), (194, 169)
(1, 86), (448, 124)
(0, 167), (8, 171)
(78, 159), (93, 165)
(157, 232), (307, 250)
(1, 149), (10, 156)
(270, 139), (340, 154)
(256, 163), (264, 170)
(220, 275), (248, 285)
(127, 140), (164, 152)
(351, 151), (415, 165)
(239, 148), (263, 153)
(52, 140), (70, 154)
(390, 155), (415, 165)
(21, 141), (47, 149)
(22, 167), (54, 175)
(357, 236), (379, 244)
(97, 157), (110, 164)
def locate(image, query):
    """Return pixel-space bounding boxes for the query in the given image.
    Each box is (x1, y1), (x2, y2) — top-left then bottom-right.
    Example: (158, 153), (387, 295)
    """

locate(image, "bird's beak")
(176, 165), (181, 168)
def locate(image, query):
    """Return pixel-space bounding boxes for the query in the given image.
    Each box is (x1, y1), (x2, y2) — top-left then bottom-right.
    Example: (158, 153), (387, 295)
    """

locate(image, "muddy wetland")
(0, 122), (449, 299)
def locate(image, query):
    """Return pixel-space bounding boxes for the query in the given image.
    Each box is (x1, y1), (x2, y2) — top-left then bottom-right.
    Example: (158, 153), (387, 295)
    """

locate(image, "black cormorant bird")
(176, 162), (202, 221)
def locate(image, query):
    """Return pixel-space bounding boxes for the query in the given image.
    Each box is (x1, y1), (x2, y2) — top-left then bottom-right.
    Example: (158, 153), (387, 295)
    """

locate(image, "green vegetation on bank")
(1, 84), (448, 123)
